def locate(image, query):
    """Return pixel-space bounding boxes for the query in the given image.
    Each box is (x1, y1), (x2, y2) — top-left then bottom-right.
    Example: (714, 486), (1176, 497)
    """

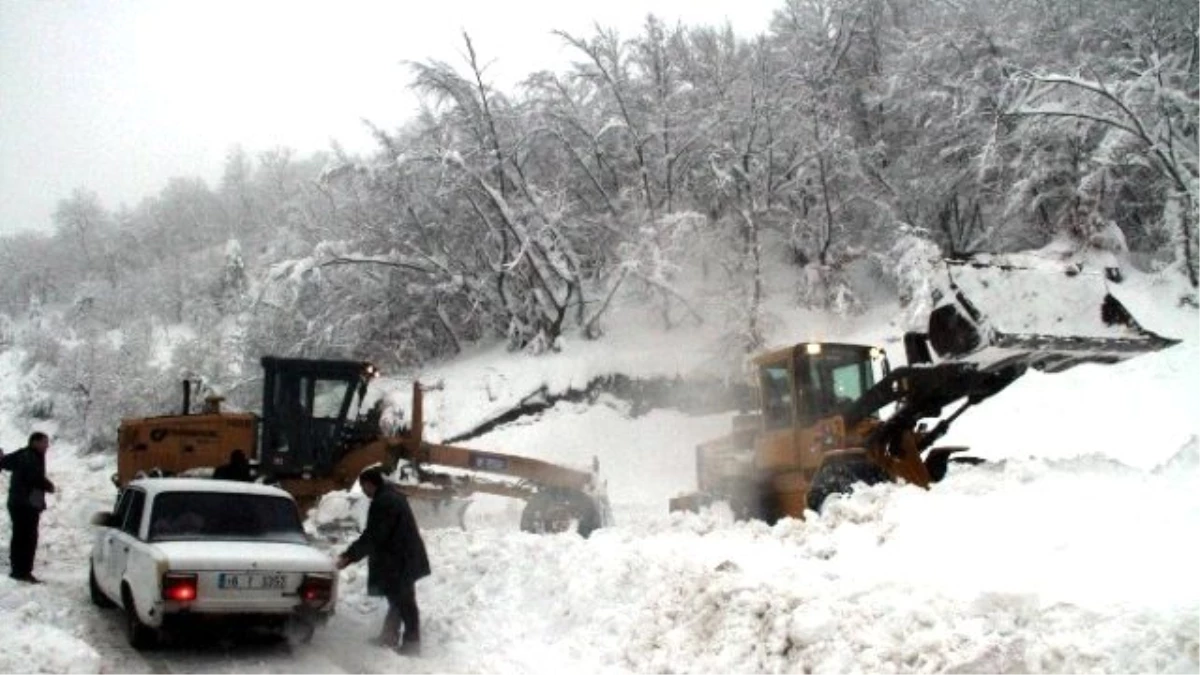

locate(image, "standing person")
(337, 467), (430, 655)
(0, 432), (56, 583)
(213, 449), (253, 482)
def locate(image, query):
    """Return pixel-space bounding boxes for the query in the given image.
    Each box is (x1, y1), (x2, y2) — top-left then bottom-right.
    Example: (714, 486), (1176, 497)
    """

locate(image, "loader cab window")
(831, 363), (868, 402)
(759, 364), (794, 430)
(796, 345), (879, 423)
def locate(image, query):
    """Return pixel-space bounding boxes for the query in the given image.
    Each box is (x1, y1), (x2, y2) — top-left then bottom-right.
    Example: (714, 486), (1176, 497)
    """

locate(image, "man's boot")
(371, 611), (401, 648)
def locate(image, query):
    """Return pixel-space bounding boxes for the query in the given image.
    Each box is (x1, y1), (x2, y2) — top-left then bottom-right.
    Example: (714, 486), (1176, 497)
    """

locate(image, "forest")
(1, 0), (1196, 451)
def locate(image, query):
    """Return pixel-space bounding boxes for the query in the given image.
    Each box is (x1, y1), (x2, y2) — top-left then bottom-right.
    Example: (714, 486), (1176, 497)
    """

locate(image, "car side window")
(112, 489), (134, 529)
(122, 490), (146, 538)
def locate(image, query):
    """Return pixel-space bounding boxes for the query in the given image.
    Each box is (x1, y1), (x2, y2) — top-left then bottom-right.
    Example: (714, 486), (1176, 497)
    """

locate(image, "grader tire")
(805, 457), (890, 513)
(520, 489), (601, 538)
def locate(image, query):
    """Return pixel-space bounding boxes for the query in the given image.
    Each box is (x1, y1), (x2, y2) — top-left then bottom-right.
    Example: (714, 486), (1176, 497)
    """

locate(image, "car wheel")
(122, 587), (158, 650)
(285, 615), (317, 645)
(89, 564), (115, 608)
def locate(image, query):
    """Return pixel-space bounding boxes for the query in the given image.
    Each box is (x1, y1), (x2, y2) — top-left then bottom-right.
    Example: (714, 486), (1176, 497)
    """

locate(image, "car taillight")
(162, 573), (198, 602)
(299, 574), (333, 606)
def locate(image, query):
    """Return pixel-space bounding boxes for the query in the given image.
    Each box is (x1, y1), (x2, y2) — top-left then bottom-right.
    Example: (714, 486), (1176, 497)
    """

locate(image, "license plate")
(218, 573), (287, 591)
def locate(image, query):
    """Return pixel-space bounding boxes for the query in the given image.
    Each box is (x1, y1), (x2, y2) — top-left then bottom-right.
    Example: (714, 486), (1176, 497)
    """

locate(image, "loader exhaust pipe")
(412, 381), (423, 446)
(182, 380), (191, 416)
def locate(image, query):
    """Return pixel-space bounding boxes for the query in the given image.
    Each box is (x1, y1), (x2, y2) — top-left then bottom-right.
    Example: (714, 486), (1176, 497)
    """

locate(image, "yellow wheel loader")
(670, 258), (1181, 521)
(116, 359), (612, 536)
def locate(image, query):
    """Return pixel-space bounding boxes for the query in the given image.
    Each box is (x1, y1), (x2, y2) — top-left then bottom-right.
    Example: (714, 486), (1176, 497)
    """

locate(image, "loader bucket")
(927, 258), (1179, 373)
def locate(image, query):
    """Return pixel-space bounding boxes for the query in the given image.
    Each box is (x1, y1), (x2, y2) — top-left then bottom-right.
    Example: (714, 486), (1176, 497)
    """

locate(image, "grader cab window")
(313, 379), (352, 419)
(259, 357), (370, 477)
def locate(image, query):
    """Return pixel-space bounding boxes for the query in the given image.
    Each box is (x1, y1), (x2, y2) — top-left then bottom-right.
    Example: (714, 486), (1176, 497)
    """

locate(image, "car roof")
(127, 478), (295, 500)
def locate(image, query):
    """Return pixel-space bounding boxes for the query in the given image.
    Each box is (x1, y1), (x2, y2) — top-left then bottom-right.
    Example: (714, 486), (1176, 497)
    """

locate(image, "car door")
(109, 489), (146, 598)
(99, 489), (134, 595)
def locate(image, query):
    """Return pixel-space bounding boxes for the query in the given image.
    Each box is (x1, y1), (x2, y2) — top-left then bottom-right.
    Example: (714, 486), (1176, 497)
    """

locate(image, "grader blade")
(926, 257), (1179, 373)
(409, 496), (472, 530)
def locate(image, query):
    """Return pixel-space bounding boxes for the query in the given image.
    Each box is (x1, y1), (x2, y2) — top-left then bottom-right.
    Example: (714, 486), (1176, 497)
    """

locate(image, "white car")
(89, 478), (338, 649)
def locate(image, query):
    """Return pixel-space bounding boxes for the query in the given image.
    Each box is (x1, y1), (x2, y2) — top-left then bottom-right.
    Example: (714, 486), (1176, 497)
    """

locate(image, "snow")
(931, 271), (1198, 470)
(150, 323), (198, 370)
(0, 264), (1196, 673)
(935, 253), (1159, 341)
(311, 447), (1197, 674)
(0, 603), (100, 674)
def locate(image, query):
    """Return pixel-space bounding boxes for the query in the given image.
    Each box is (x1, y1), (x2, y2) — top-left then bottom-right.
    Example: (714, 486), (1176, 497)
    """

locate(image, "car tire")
(122, 586), (158, 650)
(89, 564), (115, 609)
(285, 616), (318, 645)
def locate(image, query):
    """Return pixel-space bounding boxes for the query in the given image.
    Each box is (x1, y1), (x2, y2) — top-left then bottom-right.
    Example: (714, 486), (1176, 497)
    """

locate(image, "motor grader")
(115, 358), (611, 536)
(670, 257), (1181, 521)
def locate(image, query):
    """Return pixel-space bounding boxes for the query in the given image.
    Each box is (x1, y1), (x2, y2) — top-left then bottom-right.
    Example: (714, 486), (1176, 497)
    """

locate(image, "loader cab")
(258, 357), (377, 477)
(756, 342), (889, 429)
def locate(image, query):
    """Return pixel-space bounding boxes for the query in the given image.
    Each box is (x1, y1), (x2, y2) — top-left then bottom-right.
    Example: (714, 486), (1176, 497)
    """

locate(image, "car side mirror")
(90, 511), (115, 527)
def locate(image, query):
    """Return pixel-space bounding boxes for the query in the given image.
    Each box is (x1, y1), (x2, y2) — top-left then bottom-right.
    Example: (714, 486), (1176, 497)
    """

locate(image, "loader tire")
(730, 479), (782, 525)
(806, 456), (890, 513)
(520, 489), (601, 538)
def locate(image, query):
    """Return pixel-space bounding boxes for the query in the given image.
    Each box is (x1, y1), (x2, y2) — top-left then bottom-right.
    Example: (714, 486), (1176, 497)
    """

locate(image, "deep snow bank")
(318, 439), (1197, 674)
(0, 608), (100, 674)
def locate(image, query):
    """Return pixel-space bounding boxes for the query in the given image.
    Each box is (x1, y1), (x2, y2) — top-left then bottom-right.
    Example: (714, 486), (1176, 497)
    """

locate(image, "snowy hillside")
(0, 266), (1196, 673)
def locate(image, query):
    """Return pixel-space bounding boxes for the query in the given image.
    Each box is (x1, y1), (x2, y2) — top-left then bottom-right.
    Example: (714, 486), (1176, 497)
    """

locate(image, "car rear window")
(148, 492), (306, 544)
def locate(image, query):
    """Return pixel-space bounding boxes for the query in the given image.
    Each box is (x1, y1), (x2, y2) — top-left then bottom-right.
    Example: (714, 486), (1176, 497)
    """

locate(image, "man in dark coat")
(337, 467), (430, 655)
(0, 432), (56, 583)
(213, 449), (253, 482)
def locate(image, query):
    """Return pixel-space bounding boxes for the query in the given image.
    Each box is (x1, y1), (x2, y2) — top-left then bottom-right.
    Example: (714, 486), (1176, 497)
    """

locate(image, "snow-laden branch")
(318, 256), (434, 275)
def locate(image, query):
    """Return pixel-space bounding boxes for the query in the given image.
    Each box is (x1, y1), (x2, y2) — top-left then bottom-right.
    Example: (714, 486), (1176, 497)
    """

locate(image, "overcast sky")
(0, 0), (779, 236)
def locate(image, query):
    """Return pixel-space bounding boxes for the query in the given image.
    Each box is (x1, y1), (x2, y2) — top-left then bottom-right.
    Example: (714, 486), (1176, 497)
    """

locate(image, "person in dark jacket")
(337, 467), (430, 655)
(0, 432), (56, 583)
(213, 449), (253, 482)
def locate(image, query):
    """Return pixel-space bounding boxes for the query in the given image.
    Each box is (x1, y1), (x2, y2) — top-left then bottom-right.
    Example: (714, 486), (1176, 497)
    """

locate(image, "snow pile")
(324, 488), (1197, 673)
(935, 316), (1197, 470)
(932, 254), (1176, 353)
(0, 608), (100, 674)
(318, 395), (1198, 674)
(1155, 436), (1198, 474)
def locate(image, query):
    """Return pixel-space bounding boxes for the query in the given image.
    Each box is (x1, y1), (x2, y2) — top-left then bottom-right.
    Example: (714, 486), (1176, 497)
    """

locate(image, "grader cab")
(670, 258), (1181, 521)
